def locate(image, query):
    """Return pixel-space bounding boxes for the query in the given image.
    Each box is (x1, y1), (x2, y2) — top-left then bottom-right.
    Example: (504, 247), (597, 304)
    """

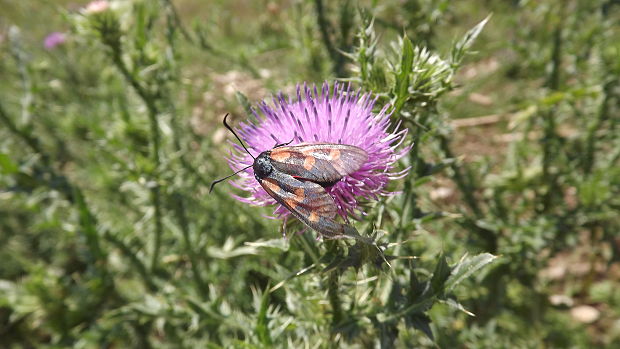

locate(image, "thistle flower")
(84, 0), (110, 14)
(43, 32), (66, 50)
(228, 82), (410, 220)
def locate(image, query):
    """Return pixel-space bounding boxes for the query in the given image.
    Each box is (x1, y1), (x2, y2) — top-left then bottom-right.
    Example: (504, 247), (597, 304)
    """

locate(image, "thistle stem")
(314, 0), (346, 77)
(539, 5), (564, 213)
(328, 270), (344, 328)
(107, 42), (165, 272)
(171, 193), (209, 297)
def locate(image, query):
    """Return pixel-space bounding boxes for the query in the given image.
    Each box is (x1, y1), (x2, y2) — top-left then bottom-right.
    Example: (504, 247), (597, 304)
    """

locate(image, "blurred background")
(1, 0), (619, 347)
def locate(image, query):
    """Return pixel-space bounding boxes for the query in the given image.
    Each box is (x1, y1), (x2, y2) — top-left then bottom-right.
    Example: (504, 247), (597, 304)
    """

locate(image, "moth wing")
(270, 143), (368, 185)
(259, 171), (349, 237)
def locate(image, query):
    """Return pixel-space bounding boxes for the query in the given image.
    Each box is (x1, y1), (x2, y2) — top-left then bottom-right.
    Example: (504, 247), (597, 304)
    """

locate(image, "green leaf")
(256, 285), (273, 347)
(413, 176), (432, 187)
(441, 297), (475, 316)
(207, 237), (260, 259)
(422, 158), (457, 177)
(397, 36), (414, 90)
(378, 296), (434, 323)
(445, 253), (497, 292)
(74, 188), (105, 262)
(450, 15), (491, 66)
(415, 212), (449, 225)
(405, 314), (434, 341)
(430, 254), (451, 294)
(236, 91), (254, 117)
(0, 153), (18, 174)
(245, 238), (290, 251)
(270, 264), (316, 292)
(394, 36), (414, 113)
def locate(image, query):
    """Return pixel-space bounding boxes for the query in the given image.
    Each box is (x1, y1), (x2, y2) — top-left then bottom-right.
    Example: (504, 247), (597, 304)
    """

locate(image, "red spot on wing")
(261, 178), (281, 194)
(285, 187), (305, 209)
(303, 156), (316, 170)
(308, 211), (320, 223)
(328, 149), (341, 161)
(270, 149), (291, 162)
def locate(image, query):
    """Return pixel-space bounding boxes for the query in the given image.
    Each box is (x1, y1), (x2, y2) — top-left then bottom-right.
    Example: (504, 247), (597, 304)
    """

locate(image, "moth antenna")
(223, 113), (255, 159)
(209, 164), (252, 193)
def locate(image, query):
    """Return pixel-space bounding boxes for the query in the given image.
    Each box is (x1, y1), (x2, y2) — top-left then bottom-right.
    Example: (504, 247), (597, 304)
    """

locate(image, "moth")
(210, 114), (368, 239)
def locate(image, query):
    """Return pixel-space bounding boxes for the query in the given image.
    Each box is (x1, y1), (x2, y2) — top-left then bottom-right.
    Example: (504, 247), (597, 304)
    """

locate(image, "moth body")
(252, 143), (368, 238)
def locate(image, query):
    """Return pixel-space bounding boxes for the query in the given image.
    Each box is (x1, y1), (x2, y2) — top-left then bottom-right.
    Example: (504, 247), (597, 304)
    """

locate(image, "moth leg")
(273, 137), (295, 149)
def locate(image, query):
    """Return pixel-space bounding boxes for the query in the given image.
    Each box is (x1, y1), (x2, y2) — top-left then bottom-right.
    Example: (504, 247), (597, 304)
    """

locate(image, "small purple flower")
(227, 82), (410, 221)
(44, 32), (66, 50)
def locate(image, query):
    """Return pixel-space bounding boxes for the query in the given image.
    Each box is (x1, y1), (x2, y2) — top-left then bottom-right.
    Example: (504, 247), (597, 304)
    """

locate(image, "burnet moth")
(210, 114), (370, 240)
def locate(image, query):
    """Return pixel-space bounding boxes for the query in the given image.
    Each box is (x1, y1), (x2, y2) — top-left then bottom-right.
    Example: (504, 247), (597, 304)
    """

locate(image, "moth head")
(253, 152), (273, 180)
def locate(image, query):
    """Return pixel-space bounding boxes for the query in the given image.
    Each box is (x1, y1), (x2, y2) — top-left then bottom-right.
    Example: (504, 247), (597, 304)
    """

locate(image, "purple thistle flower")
(44, 32), (66, 50)
(228, 82), (410, 221)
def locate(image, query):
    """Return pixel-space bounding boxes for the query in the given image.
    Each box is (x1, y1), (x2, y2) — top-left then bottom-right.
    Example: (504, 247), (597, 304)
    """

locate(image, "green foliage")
(1, 0), (619, 347)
